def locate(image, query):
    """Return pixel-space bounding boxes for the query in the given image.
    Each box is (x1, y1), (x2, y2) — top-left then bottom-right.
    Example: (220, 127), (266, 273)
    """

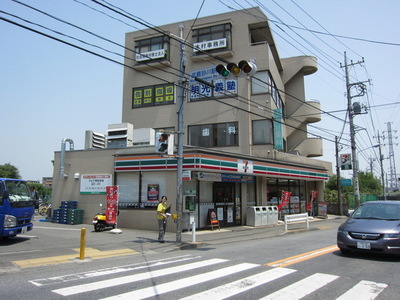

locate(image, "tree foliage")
(324, 172), (382, 204)
(0, 163), (21, 179)
(0, 163), (52, 201)
(358, 172), (381, 194)
(28, 182), (52, 201)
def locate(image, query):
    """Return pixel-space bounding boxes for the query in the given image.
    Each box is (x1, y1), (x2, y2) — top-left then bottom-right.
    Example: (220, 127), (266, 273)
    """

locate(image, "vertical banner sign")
(106, 186), (118, 224)
(273, 108), (284, 150)
(278, 190), (291, 211)
(306, 190), (318, 211)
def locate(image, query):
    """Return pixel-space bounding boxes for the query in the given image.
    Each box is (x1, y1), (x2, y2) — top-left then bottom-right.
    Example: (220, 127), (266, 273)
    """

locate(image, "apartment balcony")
(286, 100), (321, 137)
(295, 137), (323, 157)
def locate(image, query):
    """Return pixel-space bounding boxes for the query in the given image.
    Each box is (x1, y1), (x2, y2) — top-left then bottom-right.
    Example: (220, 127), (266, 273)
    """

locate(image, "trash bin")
(261, 206), (268, 225)
(266, 206), (273, 225)
(247, 206), (262, 226)
(268, 206), (279, 225)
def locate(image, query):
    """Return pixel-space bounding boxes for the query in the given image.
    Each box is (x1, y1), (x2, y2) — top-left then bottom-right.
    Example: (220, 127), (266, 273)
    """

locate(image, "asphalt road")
(0, 216), (399, 299)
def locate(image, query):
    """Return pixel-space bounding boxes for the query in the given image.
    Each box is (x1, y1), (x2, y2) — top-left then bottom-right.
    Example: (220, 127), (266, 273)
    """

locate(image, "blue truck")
(0, 178), (35, 239)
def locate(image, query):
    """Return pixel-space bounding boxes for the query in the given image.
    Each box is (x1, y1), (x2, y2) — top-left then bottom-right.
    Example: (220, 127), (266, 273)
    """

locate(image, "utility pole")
(369, 157), (374, 173)
(335, 136), (343, 215)
(377, 132), (386, 199)
(342, 52), (366, 207)
(176, 25), (186, 243)
(386, 122), (398, 191)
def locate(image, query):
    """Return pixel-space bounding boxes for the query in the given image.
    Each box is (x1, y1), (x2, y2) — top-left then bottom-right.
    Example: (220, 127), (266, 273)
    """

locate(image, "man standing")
(30, 186), (39, 209)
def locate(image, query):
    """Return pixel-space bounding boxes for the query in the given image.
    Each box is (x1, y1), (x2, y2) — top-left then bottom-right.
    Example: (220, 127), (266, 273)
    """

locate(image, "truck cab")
(0, 178), (35, 239)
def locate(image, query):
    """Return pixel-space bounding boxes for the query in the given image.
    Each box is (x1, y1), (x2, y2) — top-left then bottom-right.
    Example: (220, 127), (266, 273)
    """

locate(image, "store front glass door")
(213, 182), (236, 226)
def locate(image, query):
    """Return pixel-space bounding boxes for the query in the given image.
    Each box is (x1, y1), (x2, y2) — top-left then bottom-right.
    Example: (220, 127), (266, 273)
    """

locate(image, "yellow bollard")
(79, 228), (86, 260)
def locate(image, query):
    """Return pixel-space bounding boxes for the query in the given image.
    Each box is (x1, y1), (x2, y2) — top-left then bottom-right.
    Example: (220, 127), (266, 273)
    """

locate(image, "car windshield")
(351, 203), (400, 220)
(4, 180), (31, 202)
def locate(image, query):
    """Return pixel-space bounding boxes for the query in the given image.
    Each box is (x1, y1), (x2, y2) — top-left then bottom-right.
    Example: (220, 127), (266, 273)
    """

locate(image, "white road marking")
(33, 226), (82, 231)
(336, 280), (388, 300)
(30, 255), (196, 286)
(52, 258), (228, 296)
(180, 267), (296, 300)
(99, 263), (259, 300)
(259, 273), (339, 300)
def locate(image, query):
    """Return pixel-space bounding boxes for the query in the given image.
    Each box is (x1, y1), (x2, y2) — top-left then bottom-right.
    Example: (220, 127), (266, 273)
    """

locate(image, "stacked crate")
(52, 208), (66, 224)
(52, 201), (84, 225)
(66, 208), (84, 225)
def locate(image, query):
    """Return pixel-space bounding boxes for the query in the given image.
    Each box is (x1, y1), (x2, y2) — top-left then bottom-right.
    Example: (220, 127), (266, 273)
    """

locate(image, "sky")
(1, 0), (399, 185)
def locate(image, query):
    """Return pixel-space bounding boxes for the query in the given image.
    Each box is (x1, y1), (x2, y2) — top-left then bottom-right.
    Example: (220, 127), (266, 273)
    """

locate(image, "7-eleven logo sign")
(238, 159), (253, 174)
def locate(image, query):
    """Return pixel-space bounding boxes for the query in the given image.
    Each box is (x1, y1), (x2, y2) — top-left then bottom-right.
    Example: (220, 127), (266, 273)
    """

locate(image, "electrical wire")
(4, 1), (376, 148)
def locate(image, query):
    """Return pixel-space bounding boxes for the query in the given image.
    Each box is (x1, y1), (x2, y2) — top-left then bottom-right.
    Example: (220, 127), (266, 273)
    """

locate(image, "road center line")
(265, 245), (339, 267)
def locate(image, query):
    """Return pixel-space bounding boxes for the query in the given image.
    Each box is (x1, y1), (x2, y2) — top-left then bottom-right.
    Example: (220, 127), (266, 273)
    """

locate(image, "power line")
(289, 0), (360, 58)
(87, 1), (350, 137)
(2, 4), (355, 147)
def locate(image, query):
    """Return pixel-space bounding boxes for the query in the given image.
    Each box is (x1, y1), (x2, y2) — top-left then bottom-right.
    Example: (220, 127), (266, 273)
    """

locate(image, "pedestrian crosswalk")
(29, 255), (388, 299)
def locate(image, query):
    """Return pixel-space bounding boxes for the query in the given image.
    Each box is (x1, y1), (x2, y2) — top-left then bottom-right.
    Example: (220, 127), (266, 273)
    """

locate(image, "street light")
(358, 144), (379, 154)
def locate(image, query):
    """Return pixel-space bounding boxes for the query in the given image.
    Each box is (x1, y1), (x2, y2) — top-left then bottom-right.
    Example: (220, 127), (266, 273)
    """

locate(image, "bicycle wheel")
(39, 207), (47, 216)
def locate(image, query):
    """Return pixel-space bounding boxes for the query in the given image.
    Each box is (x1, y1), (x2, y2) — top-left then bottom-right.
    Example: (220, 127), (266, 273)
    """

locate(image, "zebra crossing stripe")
(31, 255), (197, 286)
(52, 258), (228, 296)
(336, 280), (388, 300)
(259, 273), (339, 300)
(99, 263), (259, 300)
(179, 267), (297, 300)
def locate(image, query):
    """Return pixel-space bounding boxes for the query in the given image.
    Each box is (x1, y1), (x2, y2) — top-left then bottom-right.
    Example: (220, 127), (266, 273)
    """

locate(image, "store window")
(192, 23), (232, 53)
(116, 171), (167, 209)
(267, 178), (306, 214)
(252, 119), (273, 144)
(189, 122), (238, 147)
(135, 35), (169, 63)
(116, 172), (139, 206)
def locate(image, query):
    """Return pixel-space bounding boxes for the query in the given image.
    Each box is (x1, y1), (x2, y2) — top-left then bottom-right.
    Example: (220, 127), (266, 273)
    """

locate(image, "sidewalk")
(130, 215), (346, 252)
(31, 215), (346, 254)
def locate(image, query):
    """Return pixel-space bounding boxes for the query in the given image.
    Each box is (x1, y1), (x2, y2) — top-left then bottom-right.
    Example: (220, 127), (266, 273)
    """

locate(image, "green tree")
(0, 163), (21, 179)
(28, 182), (52, 202)
(324, 172), (381, 204)
(358, 171), (381, 194)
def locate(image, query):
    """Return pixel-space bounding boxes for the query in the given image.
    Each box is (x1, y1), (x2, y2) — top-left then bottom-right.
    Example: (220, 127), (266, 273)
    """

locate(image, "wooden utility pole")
(335, 136), (343, 215)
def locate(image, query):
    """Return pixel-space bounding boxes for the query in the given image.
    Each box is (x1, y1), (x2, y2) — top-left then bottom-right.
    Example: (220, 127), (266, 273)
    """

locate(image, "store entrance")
(213, 182), (238, 226)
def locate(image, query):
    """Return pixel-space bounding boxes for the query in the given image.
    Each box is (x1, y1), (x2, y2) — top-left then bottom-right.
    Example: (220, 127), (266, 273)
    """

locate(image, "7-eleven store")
(114, 149), (329, 231)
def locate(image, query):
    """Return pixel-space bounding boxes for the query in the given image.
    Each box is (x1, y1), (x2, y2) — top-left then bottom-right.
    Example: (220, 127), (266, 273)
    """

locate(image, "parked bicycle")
(38, 203), (51, 216)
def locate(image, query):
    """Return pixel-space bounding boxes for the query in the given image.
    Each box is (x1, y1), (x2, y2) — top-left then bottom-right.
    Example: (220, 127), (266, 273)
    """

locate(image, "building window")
(252, 119), (273, 144)
(249, 22), (269, 44)
(132, 83), (175, 108)
(135, 35), (169, 62)
(189, 122), (238, 147)
(192, 23), (232, 53)
(252, 71), (271, 94)
(252, 70), (283, 109)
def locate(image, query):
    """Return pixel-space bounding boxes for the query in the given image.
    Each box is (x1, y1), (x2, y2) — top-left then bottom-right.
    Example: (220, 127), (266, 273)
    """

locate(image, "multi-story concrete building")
(51, 7), (332, 231)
